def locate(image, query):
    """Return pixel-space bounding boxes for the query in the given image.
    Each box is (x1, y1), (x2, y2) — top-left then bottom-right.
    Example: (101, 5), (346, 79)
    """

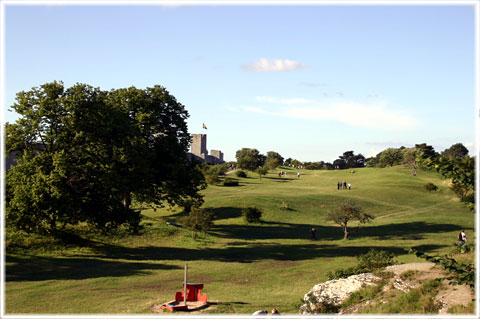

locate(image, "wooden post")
(184, 264), (188, 306)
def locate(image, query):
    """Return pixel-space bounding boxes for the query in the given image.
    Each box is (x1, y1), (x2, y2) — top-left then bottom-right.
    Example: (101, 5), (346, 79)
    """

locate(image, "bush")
(223, 177), (239, 186)
(179, 207), (214, 240)
(356, 249), (397, 272)
(242, 207), (262, 223)
(327, 266), (362, 280)
(327, 249), (397, 279)
(424, 182), (438, 192)
(236, 170), (247, 178)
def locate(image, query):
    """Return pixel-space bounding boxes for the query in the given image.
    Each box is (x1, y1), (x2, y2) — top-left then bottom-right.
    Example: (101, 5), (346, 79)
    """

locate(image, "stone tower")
(191, 134), (208, 157)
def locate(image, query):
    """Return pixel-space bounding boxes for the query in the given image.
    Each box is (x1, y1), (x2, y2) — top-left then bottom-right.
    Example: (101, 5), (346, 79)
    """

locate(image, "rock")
(392, 277), (417, 292)
(299, 273), (381, 314)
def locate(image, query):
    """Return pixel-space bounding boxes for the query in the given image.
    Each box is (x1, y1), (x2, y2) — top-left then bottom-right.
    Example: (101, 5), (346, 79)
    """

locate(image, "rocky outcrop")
(299, 273), (381, 314)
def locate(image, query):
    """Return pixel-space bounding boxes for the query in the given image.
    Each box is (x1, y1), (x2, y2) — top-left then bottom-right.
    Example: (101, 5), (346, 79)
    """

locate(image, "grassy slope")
(5, 166), (475, 314)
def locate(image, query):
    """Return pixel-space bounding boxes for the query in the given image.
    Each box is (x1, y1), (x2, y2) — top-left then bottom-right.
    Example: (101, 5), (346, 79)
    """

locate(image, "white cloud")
(255, 96), (311, 104)
(242, 106), (275, 115)
(242, 58), (308, 72)
(243, 97), (420, 131)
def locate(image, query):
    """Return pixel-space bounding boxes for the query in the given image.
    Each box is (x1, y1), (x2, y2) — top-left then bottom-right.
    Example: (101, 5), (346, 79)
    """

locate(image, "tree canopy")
(441, 143), (469, 159)
(235, 148), (265, 171)
(334, 151), (366, 169)
(5, 81), (206, 233)
(326, 200), (374, 239)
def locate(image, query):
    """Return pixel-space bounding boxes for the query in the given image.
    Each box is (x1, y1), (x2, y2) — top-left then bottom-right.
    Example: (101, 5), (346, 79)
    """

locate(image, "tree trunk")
(343, 227), (349, 239)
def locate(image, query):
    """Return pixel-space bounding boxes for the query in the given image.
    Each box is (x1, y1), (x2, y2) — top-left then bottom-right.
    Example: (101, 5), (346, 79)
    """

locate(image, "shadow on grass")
(212, 221), (461, 242)
(79, 243), (444, 266)
(6, 255), (181, 282)
(210, 207), (243, 221)
(6, 240), (449, 282)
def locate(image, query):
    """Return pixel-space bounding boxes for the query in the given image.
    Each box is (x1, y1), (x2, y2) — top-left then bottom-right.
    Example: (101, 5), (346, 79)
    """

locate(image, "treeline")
(223, 143), (474, 209)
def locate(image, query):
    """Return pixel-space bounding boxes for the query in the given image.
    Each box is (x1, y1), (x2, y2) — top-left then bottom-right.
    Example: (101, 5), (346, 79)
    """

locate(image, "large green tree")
(235, 148), (264, 171)
(334, 151), (366, 169)
(5, 82), (205, 233)
(265, 151), (284, 169)
(441, 143), (469, 159)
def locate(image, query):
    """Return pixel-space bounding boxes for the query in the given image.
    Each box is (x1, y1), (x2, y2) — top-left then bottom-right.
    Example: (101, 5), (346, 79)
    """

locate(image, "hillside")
(5, 166), (475, 314)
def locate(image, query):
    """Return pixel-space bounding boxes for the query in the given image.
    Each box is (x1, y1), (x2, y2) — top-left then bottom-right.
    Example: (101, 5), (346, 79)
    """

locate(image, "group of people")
(337, 181), (351, 190)
(278, 171), (288, 177)
(277, 171), (301, 178)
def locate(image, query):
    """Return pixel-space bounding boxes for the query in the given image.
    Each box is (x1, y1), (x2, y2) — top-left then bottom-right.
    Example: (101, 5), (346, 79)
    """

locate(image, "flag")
(202, 123), (207, 129)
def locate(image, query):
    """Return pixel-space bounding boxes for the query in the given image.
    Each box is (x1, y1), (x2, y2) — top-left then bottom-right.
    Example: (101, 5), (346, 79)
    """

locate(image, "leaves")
(409, 249), (474, 291)
(6, 82), (206, 233)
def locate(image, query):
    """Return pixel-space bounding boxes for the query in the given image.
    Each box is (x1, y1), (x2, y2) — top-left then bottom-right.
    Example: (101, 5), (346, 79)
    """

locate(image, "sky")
(2, 2), (477, 162)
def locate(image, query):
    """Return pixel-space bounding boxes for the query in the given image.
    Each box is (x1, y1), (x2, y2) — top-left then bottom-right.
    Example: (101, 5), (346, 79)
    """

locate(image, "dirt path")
(385, 262), (473, 313)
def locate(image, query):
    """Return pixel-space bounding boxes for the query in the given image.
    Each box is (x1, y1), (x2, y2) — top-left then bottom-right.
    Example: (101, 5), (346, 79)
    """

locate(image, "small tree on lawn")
(256, 166), (269, 179)
(326, 200), (374, 239)
(180, 207), (214, 240)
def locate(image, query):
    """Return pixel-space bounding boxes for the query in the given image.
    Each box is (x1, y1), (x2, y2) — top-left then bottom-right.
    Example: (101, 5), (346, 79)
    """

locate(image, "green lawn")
(5, 166), (475, 314)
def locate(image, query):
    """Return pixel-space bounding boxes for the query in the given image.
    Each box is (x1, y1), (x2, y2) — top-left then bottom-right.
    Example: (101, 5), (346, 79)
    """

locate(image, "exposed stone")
(299, 273), (381, 314)
(392, 277), (417, 292)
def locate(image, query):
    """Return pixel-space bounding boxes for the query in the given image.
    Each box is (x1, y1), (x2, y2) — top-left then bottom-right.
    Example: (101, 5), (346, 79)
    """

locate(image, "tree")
(235, 148), (264, 171)
(266, 151), (284, 168)
(415, 143), (438, 159)
(256, 166), (269, 179)
(5, 82), (206, 233)
(377, 148), (403, 167)
(200, 163), (227, 185)
(326, 200), (374, 239)
(334, 151), (365, 169)
(179, 207), (214, 240)
(422, 155), (475, 210)
(441, 143), (469, 159)
(401, 148), (418, 169)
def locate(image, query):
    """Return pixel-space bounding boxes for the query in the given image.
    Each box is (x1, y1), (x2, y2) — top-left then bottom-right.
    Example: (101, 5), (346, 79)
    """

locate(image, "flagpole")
(184, 264), (188, 306)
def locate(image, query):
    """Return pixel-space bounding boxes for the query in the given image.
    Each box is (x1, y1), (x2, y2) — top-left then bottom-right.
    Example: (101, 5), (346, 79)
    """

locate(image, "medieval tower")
(189, 134), (224, 164)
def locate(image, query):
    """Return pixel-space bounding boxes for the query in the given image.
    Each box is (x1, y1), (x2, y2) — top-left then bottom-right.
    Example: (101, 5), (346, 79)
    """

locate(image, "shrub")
(179, 207), (214, 240)
(356, 249), (397, 272)
(424, 182), (438, 192)
(450, 183), (469, 201)
(327, 249), (397, 280)
(327, 266), (362, 280)
(223, 177), (239, 186)
(452, 242), (474, 254)
(242, 207), (262, 223)
(236, 170), (247, 178)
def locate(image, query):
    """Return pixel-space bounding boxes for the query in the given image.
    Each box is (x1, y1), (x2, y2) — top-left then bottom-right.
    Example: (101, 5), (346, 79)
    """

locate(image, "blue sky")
(3, 3), (476, 162)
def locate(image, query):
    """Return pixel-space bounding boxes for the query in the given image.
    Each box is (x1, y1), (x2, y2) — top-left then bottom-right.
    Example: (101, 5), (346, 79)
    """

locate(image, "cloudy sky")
(3, 3), (476, 162)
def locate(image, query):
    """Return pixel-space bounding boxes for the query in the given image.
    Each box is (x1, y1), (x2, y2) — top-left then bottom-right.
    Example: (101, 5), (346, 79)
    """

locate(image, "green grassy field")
(5, 166), (475, 314)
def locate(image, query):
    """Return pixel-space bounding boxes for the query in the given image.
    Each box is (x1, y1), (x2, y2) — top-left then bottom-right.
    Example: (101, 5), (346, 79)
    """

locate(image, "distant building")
(188, 134), (224, 164)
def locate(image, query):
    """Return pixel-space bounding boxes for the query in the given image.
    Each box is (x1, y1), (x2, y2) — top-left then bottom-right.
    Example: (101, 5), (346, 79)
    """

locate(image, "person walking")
(458, 230), (467, 245)
(311, 228), (317, 240)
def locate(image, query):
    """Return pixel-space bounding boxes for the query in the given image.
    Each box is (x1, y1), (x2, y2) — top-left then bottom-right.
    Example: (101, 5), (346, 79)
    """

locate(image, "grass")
(5, 166), (475, 314)
(357, 279), (443, 314)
